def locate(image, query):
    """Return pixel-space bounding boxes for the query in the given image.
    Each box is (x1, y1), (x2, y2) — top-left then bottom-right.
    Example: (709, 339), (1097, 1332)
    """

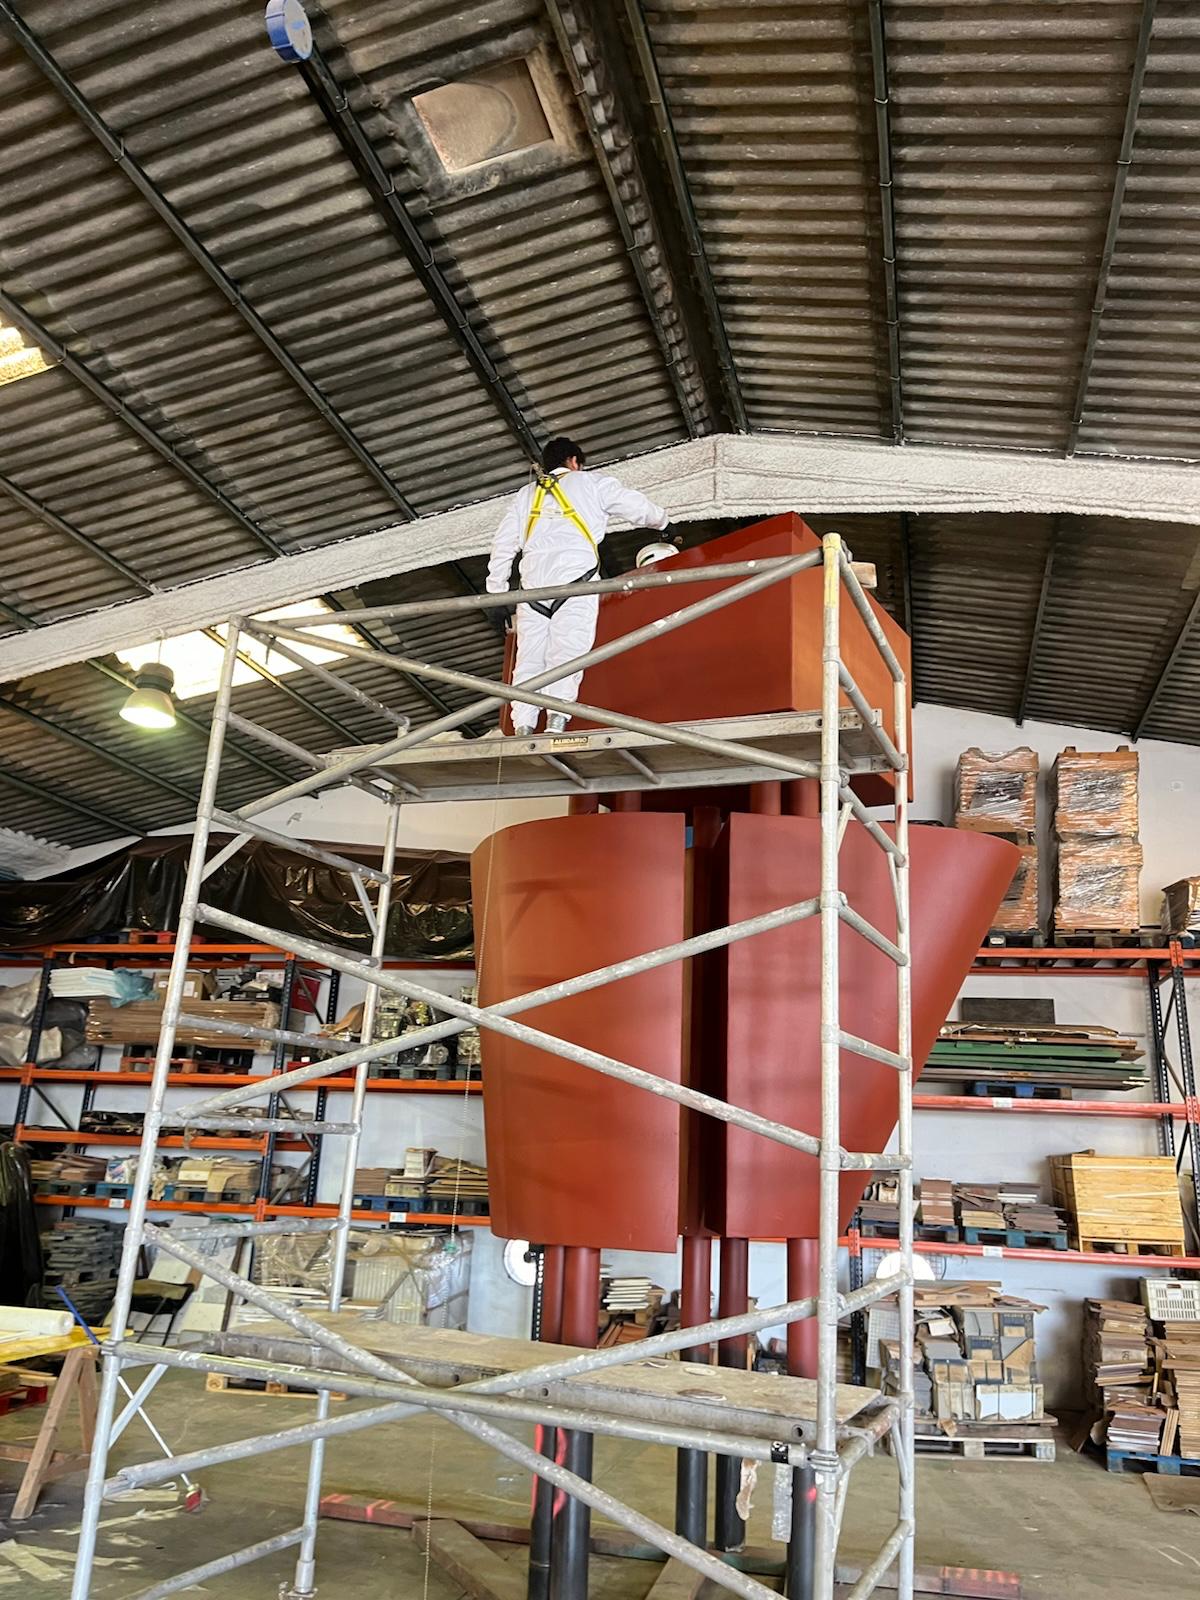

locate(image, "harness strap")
(523, 562), (600, 619)
(521, 474), (598, 555)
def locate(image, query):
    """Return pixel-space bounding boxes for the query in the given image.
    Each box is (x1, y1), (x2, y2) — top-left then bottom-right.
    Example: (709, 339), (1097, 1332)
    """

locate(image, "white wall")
(10, 706), (1200, 1402)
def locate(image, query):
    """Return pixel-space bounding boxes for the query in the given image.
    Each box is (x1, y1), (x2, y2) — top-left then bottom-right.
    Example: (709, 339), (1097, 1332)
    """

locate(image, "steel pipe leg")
(674, 1235), (713, 1546)
(530, 1247), (565, 1600)
(786, 1238), (818, 1600)
(550, 1246), (599, 1600)
(714, 1237), (749, 1552)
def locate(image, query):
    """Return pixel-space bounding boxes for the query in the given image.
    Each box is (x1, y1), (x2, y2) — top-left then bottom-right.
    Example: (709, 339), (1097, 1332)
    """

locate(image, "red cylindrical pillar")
(714, 1237), (749, 1551)
(608, 791), (643, 813)
(567, 795), (600, 816)
(786, 1237), (819, 1378)
(750, 782), (782, 815)
(785, 780), (820, 817)
(551, 1246), (600, 1600)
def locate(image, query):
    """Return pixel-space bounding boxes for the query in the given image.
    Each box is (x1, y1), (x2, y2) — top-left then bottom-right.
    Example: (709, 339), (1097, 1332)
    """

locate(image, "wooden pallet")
(204, 1373), (346, 1401)
(982, 930), (1044, 948)
(1050, 929), (1148, 948)
(909, 1425), (1055, 1462)
(1074, 1236), (1186, 1258)
(1105, 1447), (1200, 1476)
(961, 1226), (1068, 1251)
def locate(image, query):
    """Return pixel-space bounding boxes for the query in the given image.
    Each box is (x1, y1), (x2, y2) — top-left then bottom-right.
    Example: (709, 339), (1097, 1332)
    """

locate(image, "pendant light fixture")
(119, 662), (177, 730)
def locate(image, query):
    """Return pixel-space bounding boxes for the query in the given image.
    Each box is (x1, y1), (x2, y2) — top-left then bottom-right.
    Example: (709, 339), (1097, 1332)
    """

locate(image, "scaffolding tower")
(67, 533), (915, 1600)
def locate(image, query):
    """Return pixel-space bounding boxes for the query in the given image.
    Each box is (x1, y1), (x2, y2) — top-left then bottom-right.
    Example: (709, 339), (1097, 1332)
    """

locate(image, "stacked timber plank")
(925, 1021), (1146, 1096)
(353, 1151), (488, 1215)
(1084, 1286), (1200, 1467)
(1083, 1297), (1159, 1452)
(1051, 1153), (1185, 1256)
(85, 997), (280, 1048)
(1052, 747), (1141, 934)
(954, 747), (1038, 935)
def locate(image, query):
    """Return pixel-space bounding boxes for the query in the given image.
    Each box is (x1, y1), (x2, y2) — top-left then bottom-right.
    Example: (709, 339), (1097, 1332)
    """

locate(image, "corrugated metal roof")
(643, 1), (892, 437)
(3, 0), (1200, 853)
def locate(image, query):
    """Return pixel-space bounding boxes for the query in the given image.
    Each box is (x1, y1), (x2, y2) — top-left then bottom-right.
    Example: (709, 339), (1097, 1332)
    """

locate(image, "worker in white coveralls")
(487, 437), (670, 735)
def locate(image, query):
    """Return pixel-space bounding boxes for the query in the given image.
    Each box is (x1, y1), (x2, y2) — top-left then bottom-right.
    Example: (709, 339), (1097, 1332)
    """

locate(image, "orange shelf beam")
(17, 1126), (273, 1153)
(847, 1232), (1200, 1269)
(914, 1095), (1187, 1119)
(35, 1195), (260, 1215)
(265, 1202), (490, 1228)
(14, 1067), (481, 1094)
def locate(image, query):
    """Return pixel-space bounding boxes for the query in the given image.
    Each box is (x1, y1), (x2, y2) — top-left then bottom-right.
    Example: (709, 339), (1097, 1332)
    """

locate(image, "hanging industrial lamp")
(119, 663), (177, 730)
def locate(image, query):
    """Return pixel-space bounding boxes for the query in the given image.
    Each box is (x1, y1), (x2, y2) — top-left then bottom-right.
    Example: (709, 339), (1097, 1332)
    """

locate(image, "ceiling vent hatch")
(413, 60), (555, 173)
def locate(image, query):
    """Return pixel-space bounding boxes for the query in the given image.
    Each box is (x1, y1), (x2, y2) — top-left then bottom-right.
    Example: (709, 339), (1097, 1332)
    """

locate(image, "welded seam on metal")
(295, 35), (542, 463)
(544, 0), (711, 435)
(867, 0), (903, 443)
(621, 0), (747, 431)
(1016, 517), (1061, 726)
(0, 760), (145, 837)
(1067, 0), (1158, 456)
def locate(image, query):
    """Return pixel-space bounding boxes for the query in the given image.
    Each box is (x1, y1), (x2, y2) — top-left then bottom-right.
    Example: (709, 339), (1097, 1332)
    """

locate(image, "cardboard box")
(974, 1383), (1043, 1424)
(1053, 747), (1138, 837)
(993, 843), (1038, 932)
(954, 747), (1038, 833)
(934, 1380), (976, 1422)
(1054, 837), (1142, 932)
(152, 968), (216, 1000)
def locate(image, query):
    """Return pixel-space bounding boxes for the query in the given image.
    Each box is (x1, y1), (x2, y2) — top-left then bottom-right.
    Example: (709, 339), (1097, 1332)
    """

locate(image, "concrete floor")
(0, 1372), (1197, 1597)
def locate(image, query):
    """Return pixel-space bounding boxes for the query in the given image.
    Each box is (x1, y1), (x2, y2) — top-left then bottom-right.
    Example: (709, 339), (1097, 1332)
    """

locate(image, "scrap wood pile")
(870, 1282), (1048, 1438)
(353, 1149), (488, 1213)
(1084, 1283), (1200, 1461)
(925, 1022), (1146, 1094)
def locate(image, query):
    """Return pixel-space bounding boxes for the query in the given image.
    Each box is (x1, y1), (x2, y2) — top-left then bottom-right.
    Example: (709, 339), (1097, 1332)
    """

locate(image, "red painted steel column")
(750, 782), (783, 814)
(567, 795), (600, 815)
(785, 780), (819, 817)
(714, 1237), (749, 1550)
(550, 1246), (600, 1600)
(608, 791), (643, 812)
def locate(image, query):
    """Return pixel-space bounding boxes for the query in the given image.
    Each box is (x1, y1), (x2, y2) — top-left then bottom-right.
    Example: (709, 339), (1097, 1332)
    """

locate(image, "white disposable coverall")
(486, 469), (669, 731)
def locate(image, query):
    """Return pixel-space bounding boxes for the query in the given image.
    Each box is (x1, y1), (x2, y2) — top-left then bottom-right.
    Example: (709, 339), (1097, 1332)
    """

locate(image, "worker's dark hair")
(542, 436), (586, 472)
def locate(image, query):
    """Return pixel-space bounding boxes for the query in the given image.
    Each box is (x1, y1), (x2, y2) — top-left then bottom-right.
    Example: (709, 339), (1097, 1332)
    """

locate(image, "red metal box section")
(711, 816), (1018, 1238)
(472, 812), (687, 1251)
(578, 515), (911, 805)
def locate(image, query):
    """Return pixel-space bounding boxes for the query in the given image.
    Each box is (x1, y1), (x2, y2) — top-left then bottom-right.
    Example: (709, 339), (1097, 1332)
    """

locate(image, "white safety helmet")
(635, 541), (677, 569)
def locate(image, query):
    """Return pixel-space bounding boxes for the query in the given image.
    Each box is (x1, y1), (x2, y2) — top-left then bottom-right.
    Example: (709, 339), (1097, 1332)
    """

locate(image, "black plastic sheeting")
(0, 837), (474, 958)
(0, 1142), (42, 1309)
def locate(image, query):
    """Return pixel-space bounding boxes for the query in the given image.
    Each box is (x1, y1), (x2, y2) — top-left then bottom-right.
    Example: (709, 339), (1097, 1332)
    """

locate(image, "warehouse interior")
(2, 2), (1200, 1598)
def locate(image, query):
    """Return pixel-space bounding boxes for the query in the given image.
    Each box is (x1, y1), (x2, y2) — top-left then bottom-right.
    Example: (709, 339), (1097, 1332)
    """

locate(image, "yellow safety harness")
(520, 472), (599, 617)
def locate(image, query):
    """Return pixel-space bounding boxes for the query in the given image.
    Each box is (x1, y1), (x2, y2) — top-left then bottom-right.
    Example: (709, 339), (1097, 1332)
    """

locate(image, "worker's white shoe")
(545, 712), (570, 734)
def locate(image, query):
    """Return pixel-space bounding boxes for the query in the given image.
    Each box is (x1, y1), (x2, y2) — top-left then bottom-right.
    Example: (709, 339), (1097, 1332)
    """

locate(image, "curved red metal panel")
(711, 817), (1019, 1237)
(472, 812), (687, 1250)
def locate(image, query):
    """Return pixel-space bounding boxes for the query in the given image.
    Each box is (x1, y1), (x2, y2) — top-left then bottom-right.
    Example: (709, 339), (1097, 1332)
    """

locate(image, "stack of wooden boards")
(1084, 1282), (1200, 1467)
(598, 1275), (667, 1347)
(1051, 1152), (1185, 1256)
(872, 1282), (1052, 1458)
(856, 1176), (1068, 1247)
(353, 1150), (488, 1215)
(85, 996), (280, 1048)
(954, 747), (1038, 934)
(1052, 747), (1141, 934)
(925, 1021), (1147, 1097)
